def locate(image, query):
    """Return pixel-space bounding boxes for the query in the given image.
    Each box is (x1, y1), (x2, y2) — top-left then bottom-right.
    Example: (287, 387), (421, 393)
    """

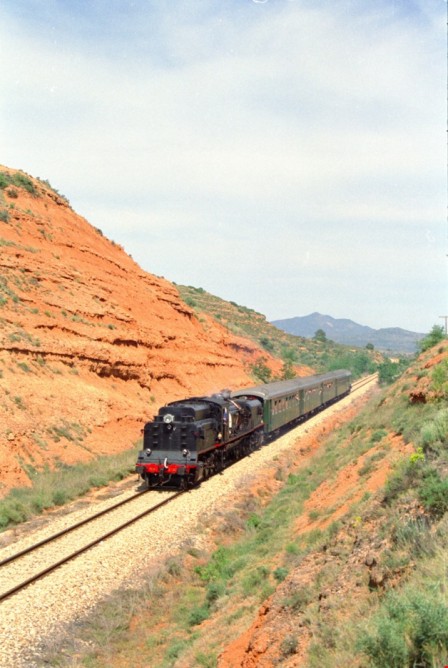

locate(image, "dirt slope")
(217, 345), (448, 667)
(0, 166), (279, 495)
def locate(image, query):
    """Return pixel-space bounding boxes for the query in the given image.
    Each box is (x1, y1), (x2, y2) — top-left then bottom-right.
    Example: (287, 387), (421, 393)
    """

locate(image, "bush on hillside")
(378, 358), (409, 385)
(418, 469), (448, 517)
(431, 361), (448, 398)
(251, 358), (272, 383)
(328, 351), (376, 378)
(418, 325), (445, 353)
(420, 408), (448, 453)
(358, 588), (448, 667)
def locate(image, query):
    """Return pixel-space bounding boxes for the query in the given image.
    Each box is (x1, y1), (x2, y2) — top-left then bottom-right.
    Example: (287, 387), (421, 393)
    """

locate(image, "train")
(135, 370), (352, 488)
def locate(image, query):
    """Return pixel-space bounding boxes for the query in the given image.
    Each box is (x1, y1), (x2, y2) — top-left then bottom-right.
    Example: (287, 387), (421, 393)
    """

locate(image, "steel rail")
(0, 488), (150, 568)
(351, 373), (378, 392)
(0, 490), (184, 603)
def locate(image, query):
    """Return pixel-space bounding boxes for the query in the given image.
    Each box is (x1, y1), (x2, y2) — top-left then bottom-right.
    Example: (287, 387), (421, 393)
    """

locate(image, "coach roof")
(231, 370), (351, 402)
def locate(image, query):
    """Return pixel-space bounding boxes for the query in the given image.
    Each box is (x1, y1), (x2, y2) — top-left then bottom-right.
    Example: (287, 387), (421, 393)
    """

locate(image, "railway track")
(351, 372), (378, 392)
(0, 373), (377, 605)
(0, 488), (184, 603)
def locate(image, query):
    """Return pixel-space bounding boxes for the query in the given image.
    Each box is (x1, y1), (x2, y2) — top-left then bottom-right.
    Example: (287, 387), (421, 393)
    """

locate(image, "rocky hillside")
(0, 166), (280, 495)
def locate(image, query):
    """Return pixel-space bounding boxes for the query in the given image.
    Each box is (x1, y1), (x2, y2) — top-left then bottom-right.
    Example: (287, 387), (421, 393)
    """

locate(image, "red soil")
(0, 166), (282, 495)
(218, 396), (417, 668)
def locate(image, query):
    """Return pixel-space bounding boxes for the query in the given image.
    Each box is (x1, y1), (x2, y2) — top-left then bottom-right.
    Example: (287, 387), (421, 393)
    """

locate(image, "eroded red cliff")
(0, 166), (276, 495)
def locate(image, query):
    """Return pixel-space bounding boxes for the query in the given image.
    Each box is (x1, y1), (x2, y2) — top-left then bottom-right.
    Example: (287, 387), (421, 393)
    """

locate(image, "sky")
(0, 0), (446, 334)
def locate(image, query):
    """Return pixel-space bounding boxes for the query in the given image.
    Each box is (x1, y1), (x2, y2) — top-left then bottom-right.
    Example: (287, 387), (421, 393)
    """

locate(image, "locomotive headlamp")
(182, 449), (190, 457)
(163, 414), (174, 424)
(145, 448), (152, 456)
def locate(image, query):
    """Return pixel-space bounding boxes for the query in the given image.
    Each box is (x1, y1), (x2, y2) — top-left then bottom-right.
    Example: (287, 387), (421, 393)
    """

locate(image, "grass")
(0, 446), (140, 530)
(46, 420), (87, 444)
(0, 170), (38, 196)
(356, 560), (448, 667)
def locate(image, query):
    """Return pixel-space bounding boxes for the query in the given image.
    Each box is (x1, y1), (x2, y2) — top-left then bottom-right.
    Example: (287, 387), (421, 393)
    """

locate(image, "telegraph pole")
(440, 316), (448, 335)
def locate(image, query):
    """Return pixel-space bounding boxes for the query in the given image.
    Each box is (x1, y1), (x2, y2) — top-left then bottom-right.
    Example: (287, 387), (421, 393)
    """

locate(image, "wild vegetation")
(176, 284), (387, 380)
(0, 169), (68, 203)
(0, 446), (139, 529)
(34, 339), (448, 666)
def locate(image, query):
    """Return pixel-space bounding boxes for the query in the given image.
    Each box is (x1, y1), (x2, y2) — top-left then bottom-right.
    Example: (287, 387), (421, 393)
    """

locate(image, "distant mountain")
(271, 312), (424, 354)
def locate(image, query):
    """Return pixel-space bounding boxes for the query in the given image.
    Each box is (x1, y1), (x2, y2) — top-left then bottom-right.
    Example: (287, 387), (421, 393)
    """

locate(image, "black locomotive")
(136, 392), (263, 487)
(136, 370), (351, 488)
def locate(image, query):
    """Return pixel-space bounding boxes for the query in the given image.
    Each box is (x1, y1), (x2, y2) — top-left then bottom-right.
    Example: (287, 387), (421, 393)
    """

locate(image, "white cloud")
(0, 0), (445, 332)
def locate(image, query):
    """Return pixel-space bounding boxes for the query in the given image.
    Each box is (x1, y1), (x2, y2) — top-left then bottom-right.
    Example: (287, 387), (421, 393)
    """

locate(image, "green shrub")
(418, 470), (448, 516)
(17, 362), (31, 373)
(195, 546), (235, 582)
(358, 589), (448, 667)
(31, 494), (53, 513)
(206, 581), (225, 606)
(0, 173), (10, 189)
(358, 614), (409, 667)
(188, 605), (209, 626)
(52, 490), (68, 506)
(378, 359), (409, 385)
(280, 360), (297, 380)
(260, 336), (275, 352)
(251, 358), (272, 383)
(418, 325), (446, 353)
(420, 409), (448, 452)
(12, 173), (37, 195)
(166, 557), (182, 577)
(87, 475), (108, 488)
(409, 597), (448, 665)
(371, 429), (387, 443)
(13, 396), (26, 409)
(0, 171), (38, 195)
(384, 456), (423, 503)
(242, 566), (270, 596)
(273, 567), (288, 582)
(196, 651), (217, 667)
(431, 361), (448, 397)
(281, 346), (298, 362)
(392, 517), (434, 558)
(166, 639), (188, 660)
(246, 513), (261, 528)
(0, 499), (30, 528)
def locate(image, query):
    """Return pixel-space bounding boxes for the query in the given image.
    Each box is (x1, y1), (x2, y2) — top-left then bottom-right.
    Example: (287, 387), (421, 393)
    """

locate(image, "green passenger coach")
(231, 370), (351, 434)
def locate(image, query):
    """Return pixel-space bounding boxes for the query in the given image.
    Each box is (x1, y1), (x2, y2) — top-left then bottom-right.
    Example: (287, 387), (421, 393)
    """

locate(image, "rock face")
(0, 166), (273, 495)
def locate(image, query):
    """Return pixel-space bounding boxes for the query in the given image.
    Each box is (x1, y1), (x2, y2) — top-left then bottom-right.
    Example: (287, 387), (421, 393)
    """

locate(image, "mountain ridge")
(272, 311), (424, 353)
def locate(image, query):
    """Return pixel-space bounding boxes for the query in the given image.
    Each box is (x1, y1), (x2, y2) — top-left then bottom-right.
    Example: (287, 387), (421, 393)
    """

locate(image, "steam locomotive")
(135, 370), (351, 488)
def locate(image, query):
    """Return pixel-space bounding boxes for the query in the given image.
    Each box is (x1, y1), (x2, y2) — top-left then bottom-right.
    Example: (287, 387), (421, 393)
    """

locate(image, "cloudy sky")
(1, 0), (446, 333)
